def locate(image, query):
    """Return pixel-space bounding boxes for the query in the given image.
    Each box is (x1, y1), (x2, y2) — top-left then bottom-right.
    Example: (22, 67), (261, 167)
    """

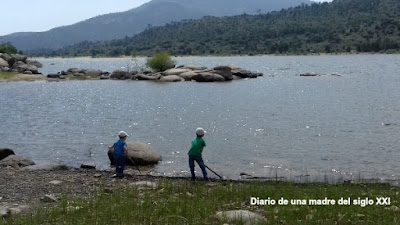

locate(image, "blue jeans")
(114, 156), (125, 177)
(189, 155), (208, 179)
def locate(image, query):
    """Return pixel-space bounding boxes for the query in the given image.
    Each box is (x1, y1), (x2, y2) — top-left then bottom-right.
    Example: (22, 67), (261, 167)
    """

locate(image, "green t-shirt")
(188, 137), (206, 157)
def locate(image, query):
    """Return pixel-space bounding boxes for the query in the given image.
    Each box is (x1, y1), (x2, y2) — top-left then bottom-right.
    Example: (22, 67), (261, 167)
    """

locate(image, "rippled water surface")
(1, 55), (400, 183)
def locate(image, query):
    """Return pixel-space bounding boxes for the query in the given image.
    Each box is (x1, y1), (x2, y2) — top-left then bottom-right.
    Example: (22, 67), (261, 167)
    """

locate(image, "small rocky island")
(0, 53), (43, 74)
(48, 65), (264, 82)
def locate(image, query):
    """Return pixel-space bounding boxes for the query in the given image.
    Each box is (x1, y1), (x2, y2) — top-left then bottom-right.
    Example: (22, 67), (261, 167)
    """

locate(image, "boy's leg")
(195, 157), (208, 179)
(115, 157), (125, 178)
(188, 156), (196, 180)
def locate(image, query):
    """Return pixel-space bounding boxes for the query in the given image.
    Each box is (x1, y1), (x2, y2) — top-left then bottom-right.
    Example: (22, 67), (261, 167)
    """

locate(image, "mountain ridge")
(54, 0), (400, 56)
(0, 0), (312, 52)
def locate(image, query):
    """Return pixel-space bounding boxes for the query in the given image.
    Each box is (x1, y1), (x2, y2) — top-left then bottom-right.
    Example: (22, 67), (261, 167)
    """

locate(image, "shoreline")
(31, 51), (396, 60)
(1, 165), (400, 222)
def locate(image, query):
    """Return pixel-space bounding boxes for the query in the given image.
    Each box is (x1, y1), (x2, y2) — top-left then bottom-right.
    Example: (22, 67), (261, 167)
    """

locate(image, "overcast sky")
(0, 0), (333, 36)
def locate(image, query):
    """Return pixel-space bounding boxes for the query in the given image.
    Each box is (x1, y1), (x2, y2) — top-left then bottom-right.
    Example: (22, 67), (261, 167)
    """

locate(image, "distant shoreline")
(30, 52), (395, 60)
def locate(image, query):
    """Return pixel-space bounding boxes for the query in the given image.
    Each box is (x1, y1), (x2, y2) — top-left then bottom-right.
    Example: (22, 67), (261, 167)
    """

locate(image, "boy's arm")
(108, 144), (114, 150)
(123, 145), (128, 155)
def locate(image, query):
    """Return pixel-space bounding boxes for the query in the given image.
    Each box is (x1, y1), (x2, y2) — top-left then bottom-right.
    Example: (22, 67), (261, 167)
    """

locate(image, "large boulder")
(27, 60), (43, 68)
(84, 69), (103, 76)
(0, 53), (11, 62)
(159, 75), (183, 82)
(0, 148), (15, 161)
(11, 54), (28, 63)
(12, 61), (39, 74)
(213, 69), (233, 81)
(0, 58), (9, 68)
(178, 71), (198, 81)
(110, 70), (130, 80)
(0, 155), (35, 168)
(108, 142), (161, 166)
(162, 68), (191, 76)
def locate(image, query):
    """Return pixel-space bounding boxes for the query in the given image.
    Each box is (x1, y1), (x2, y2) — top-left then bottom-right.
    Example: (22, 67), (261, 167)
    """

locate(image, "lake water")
(1, 55), (400, 183)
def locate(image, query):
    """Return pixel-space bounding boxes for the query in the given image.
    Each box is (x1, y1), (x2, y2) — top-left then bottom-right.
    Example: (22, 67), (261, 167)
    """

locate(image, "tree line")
(38, 0), (400, 57)
(0, 42), (22, 55)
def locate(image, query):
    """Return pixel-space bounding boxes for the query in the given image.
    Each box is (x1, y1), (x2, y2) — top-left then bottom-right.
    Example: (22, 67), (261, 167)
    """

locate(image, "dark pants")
(189, 155), (208, 179)
(114, 156), (125, 177)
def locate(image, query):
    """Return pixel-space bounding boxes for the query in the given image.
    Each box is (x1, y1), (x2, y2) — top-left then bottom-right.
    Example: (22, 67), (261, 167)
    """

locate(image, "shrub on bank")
(146, 51), (175, 72)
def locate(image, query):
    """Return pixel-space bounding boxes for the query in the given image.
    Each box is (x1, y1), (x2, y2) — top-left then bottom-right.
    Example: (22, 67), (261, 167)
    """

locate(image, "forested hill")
(53, 0), (400, 57)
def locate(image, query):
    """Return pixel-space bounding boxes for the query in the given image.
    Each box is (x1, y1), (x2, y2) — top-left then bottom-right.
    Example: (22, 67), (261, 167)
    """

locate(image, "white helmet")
(195, 127), (206, 136)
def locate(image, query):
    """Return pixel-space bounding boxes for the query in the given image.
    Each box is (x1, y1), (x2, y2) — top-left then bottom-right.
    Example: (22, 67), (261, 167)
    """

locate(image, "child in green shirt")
(188, 127), (208, 181)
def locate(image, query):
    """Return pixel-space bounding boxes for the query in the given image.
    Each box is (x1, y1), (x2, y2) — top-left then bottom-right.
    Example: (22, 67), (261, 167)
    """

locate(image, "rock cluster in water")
(48, 65), (263, 82)
(0, 53), (43, 74)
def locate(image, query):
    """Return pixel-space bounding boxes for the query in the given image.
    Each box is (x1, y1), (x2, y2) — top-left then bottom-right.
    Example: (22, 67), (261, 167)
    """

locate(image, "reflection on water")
(1, 55), (400, 184)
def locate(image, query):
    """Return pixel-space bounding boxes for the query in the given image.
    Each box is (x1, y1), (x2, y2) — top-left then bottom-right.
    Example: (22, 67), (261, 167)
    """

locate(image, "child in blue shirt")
(108, 131), (128, 178)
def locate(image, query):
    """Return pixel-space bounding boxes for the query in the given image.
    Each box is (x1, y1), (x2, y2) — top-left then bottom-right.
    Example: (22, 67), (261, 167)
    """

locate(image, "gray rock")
(192, 72), (225, 82)
(11, 54), (28, 63)
(0, 155), (35, 168)
(100, 74), (110, 79)
(12, 61), (39, 74)
(178, 71), (198, 81)
(1, 67), (9, 72)
(110, 70), (129, 80)
(108, 142), (161, 166)
(84, 69), (103, 76)
(23, 71), (33, 74)
(0, 207), (10, 218)
(215, 210), (266, 224)
(135, 74), (160, 81)
(73, 73), (85, 77)
(80, 163), (96, 169)
(47, 74), (60, 78)
(0, 148), (15, 161)
(162, 68), (191, 76)
(159, 75), (183, 82)
(213, 70), (233, 81)
(27, 60), (43, 68)
(67, 68), (83, 74)
(231, 69), (253, 78)
(300, 73), (342, 77)
(49, 180), (63, 185)
(0, 58), (9, 68)
(181, 65), (206, 70)
(42, 194), (58, 203)
(0, 53), (11, 62)
(213, 66), (232, 71)
(20, 164), (70, 171)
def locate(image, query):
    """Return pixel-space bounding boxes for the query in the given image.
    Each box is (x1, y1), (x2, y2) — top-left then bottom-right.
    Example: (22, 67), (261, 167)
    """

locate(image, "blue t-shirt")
(113, 139), (127, 157)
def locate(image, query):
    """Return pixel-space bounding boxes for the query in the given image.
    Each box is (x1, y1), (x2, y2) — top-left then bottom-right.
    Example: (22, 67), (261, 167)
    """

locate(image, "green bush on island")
(2, 179), (400, 225)
(146, 51), (175, 72)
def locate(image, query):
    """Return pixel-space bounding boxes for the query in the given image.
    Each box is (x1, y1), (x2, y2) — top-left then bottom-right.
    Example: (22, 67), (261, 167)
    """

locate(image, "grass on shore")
(0, 72), (19, 80)
(2, 179), (400, 225)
